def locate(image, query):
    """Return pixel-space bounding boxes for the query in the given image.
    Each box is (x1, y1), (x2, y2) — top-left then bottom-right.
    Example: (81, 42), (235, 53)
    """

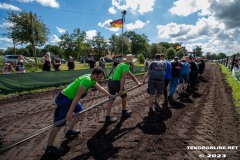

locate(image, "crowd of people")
(42, 52), (76, 72)
(43, 53), (207, 156)
(0, 53), (77, 74)
(1, 55), (28, 74)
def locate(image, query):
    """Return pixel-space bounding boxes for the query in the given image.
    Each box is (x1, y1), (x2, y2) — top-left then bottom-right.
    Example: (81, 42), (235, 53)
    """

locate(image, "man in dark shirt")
(88, 57), (96, 69)
(168, 56), (181, 100)
(187, 57), (199, 90)
(197, 57), (205, 75)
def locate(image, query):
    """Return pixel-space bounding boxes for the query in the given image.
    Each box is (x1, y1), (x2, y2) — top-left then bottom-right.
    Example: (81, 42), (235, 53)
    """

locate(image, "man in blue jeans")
(168, 56), (181, 101)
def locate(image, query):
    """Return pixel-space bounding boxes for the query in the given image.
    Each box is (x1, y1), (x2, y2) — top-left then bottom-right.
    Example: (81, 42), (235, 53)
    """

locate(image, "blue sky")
(0, 0), (239, 55)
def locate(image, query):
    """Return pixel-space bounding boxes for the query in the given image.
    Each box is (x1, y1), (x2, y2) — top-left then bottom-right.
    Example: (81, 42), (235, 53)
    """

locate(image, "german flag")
(176, 45), (181, 49)
(110, 19), (123, 28)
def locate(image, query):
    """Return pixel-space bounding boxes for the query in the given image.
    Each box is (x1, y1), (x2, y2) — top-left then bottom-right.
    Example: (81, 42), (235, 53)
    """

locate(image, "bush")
(138, 53), (145, 64)
(25, 63), (42, 72)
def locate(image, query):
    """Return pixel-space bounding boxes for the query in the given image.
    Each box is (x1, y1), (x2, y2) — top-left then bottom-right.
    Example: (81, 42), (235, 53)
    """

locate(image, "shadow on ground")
(71, 118), (141, 160)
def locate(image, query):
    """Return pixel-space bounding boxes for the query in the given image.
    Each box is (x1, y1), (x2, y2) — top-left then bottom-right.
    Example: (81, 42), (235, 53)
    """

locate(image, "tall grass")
(220, 64), (240, 112)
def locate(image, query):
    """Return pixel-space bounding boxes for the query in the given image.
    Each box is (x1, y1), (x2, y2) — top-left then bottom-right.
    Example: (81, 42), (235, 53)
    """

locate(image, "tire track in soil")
(0, 64), (240, 160)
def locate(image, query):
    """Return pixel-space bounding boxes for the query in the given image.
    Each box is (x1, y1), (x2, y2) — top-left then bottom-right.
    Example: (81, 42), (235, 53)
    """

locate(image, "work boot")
(148, 107), (155, 116)
(121, 110), (132, 119)
(154, 102), (162, 113)
(45, 145), (65, 156)
(65, 129), (81, 138)
(164, 99), (168, 105)
(104, 116), (117, 126)
(168, 96), (173, 101)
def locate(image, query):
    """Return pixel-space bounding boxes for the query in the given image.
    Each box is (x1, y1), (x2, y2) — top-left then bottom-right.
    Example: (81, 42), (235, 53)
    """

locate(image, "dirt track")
(0, 63), (240, 160)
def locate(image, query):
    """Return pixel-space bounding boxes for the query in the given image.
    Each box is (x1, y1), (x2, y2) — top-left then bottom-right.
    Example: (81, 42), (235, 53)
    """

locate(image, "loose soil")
(0, 63), (240, 160)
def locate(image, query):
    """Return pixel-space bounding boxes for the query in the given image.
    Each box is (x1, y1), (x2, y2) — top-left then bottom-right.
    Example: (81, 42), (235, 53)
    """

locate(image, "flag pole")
(121, 10), (127, 62)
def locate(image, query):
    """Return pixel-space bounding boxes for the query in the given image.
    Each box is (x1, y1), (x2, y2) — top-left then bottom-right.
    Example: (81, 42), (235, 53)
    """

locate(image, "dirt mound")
(0, 63), (240, 160)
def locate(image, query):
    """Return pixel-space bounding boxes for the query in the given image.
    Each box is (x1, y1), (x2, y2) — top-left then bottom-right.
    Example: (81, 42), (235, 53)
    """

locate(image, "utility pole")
(30, 12), (37, 64)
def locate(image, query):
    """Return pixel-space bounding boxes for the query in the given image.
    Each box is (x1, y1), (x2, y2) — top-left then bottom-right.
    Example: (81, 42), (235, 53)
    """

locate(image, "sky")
(0, 0), (240, 56)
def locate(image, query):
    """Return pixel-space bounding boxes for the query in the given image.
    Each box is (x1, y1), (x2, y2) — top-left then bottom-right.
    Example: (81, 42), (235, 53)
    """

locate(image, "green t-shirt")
(110, 62), (130, 80)
(63, 74), (96, 99)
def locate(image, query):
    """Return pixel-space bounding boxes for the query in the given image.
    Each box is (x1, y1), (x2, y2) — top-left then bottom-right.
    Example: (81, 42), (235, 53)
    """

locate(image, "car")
(2, 55), (18, 64)
(85, 57), (92, 63)
(2, 55), (35, 65)
(61, 58), (66, 64)
(103, 57), (113, 62)
(115, 56), (123, 62)
(23, 57), (35, 63)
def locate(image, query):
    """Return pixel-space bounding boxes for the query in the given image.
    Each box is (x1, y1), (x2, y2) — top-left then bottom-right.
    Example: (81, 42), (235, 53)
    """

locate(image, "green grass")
(220, 64), (240, 112)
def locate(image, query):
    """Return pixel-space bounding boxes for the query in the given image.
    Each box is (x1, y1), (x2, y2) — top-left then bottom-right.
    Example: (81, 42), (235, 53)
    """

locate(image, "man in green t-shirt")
(45, 67), (116, 155)
(105, 54), (142, 125)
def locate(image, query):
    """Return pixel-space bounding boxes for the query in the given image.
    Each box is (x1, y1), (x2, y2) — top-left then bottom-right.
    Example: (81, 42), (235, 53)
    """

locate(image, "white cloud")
(56, 26), (66, 34)
(164, 0), (240, 54)
(156, 15), (239, 55)
(18, 0), (59, 8)
(0, 3), (21, 11)
(0, 38), (12, 43)
(0, 22), (14, 30)
(86, 30), (97, 40)
(126, 20), (149, 30)
(50, 35), (61, 44)
(111, 0), (155, 15)
(108, 7), (116, 14)
(169, 0), (210, 16)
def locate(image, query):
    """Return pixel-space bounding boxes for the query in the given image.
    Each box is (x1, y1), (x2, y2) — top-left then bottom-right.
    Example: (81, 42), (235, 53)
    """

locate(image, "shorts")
(54, 92), (84, 127)
(148, 79), (165, 95)
(108, 79), (127, 98)
(179, 74), (189, 83)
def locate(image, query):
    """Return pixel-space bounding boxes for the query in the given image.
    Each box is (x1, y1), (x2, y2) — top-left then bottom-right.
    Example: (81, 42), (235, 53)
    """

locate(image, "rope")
(0, 84), (142, 154)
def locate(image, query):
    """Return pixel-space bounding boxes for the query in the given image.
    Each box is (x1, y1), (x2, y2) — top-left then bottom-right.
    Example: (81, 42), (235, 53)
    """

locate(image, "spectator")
(14, 55), (28, 73)
(238, 58), (240, 70)
(99, 57), (106, 69)
(67, 56), (75, 70)
(88, 57), (96, 69)
(1, 63), (14, 74)
(53, 55), (61, 71)
(42, 52), (51, 71)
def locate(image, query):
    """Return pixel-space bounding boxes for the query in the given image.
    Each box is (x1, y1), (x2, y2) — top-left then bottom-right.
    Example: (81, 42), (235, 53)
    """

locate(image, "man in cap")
(105, 54), (142, 125)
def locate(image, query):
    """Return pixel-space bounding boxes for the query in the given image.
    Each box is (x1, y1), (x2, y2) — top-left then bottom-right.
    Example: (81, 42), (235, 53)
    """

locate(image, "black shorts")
(148, 79), (165, 95)
(108, 79), (127, 98)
